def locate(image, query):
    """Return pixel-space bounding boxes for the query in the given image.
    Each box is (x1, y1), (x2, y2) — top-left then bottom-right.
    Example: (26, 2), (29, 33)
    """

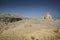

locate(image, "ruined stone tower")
(41, 12), (52, 20)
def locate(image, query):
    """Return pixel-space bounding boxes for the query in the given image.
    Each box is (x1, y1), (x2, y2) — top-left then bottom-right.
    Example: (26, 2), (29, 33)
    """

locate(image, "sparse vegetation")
(0, 13), (60, 40)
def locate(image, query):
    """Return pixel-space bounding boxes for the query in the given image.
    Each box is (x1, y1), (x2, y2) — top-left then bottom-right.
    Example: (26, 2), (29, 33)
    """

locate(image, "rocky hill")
(0, 13), (60, 40)
(0, 13), (29, 22)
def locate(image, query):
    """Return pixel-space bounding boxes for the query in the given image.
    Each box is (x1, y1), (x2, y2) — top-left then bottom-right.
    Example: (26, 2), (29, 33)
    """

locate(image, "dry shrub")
(24, 29), (60, 40)
(0, 16), (60, 40)
(0, 28), (60, 40)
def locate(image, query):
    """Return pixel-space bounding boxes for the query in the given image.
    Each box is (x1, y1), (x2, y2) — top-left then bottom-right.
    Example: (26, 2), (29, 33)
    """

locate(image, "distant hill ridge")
(0, 13), (27, 18)
(0, 13), (29, 22)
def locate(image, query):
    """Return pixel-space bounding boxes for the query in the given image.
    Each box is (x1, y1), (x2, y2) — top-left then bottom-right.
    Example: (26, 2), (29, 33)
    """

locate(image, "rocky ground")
(0, 13), (60, 40)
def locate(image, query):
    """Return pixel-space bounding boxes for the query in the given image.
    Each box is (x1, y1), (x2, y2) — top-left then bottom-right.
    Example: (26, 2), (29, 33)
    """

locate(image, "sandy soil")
(0, 19), (60, 40)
